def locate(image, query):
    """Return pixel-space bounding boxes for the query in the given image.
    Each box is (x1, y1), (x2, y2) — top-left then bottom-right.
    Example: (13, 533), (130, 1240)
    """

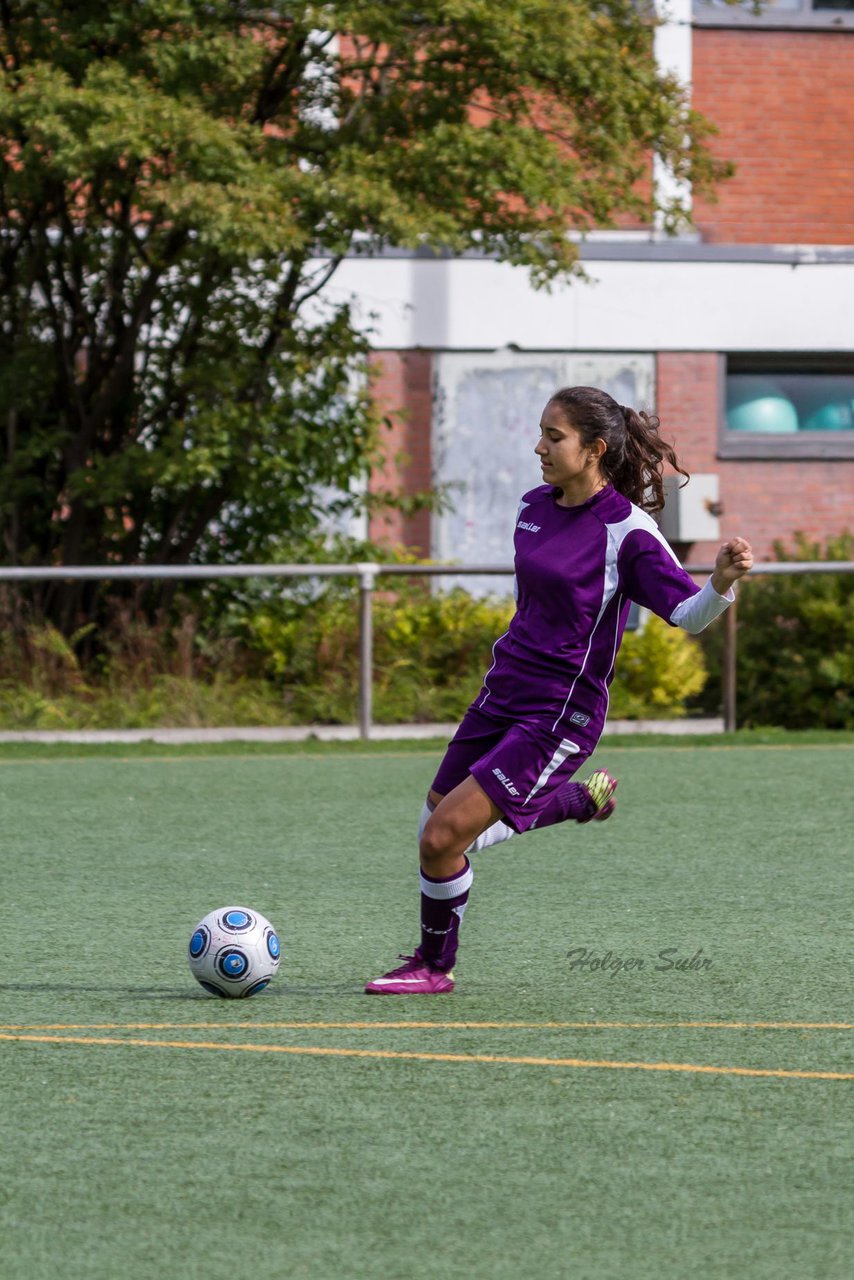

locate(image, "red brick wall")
(692, 30), (854, 243)
(367, 350), (852, 565)
(368, 351), (433, 555)
(657, 352), (853, 564)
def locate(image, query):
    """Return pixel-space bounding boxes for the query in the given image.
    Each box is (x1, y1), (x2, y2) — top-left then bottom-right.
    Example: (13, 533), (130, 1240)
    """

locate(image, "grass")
(0, 726), (852, 761)
(0, 740), (852, 1279)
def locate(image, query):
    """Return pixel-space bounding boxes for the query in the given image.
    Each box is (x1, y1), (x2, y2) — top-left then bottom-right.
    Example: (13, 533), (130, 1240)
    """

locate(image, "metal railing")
(1, 559), (852, 737)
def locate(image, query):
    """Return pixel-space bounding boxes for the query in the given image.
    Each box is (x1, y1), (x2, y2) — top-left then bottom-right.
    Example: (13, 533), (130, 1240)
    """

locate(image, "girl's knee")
(419, 811), (462, 870)
(419, 821), (447, 869)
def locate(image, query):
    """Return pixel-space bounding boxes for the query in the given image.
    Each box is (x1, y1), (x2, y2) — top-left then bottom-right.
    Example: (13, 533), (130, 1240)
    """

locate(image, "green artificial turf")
(1, 743), (852, 1279)
(0, 725), (851, 762)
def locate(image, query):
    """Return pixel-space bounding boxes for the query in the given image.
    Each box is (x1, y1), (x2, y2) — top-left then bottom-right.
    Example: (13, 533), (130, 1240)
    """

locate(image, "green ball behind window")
(726, 377), (799, 434)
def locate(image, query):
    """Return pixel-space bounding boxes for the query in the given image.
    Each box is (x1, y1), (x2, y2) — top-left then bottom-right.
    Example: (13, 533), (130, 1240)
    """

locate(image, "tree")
(0, 1), (728, 626)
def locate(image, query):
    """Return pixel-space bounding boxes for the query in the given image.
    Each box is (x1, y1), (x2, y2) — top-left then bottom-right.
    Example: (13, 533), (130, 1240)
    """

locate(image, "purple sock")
(532, 781), (595, 828)
(418, 857), (473, 972)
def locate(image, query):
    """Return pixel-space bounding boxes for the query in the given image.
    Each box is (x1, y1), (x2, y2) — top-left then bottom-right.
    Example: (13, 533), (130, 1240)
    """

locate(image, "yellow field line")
(1, 1031), (850, 1080)
(1, 1019), (851, 1031)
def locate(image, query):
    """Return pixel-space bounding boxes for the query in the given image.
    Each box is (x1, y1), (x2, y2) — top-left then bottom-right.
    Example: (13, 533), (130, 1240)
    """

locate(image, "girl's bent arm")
(670, 578), (734, 634)
(670, 537), (753, 634)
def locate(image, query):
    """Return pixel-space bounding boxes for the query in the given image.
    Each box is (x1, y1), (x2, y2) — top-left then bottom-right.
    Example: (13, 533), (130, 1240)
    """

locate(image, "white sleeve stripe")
(670, 578), (735, 634)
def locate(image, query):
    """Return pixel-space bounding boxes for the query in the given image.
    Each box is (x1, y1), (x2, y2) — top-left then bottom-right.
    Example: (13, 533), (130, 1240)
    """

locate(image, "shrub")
(691, 533), (854, 729)
(0, 589), (275, 728)
(244, 581), (708, 724)
(0, 675), (286, 730)
(609, 615), (708, 719)
(0, 562), (711, 728)
(242, 582), (516, 724)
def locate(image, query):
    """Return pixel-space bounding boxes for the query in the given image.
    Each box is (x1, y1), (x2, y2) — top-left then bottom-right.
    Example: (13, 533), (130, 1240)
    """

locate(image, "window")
(694, 0), (854, 28)
(719, 355), (854, 458)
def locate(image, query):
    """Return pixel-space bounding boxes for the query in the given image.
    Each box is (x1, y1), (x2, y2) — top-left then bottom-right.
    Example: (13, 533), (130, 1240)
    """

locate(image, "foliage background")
(0, 562), (708, 728)
(4, 535), (852, 731)
(0, 0), (729, 631)
(691, 534), (854, 730)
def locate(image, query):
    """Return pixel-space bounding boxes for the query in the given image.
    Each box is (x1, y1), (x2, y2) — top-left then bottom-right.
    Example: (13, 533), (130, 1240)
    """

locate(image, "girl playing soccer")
(366, 385), (753, 994)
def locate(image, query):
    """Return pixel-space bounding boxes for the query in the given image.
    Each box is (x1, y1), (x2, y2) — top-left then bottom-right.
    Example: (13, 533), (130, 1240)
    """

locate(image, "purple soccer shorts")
(431, 703), (595, 833)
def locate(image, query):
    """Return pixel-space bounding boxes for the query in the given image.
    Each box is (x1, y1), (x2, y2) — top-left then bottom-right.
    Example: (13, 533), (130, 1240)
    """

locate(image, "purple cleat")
(365, 953), (455, 995)
(578, 769), (618, 823)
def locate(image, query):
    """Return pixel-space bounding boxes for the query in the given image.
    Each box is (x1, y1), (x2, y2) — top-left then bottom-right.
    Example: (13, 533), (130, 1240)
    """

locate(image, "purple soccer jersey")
(479, 483), (702, 733)
(432, 483), (721, 831)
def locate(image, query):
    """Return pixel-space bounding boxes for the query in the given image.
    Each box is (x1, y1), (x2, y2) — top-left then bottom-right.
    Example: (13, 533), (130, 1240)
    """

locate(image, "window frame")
(717, 353), (854, 459)
(693, 1), (854, 30)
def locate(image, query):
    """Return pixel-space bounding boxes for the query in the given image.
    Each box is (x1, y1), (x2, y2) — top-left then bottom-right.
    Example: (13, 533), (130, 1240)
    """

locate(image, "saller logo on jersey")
(517, 520), (541, 532)
(569, 711), (590, 727)
(492, 767), (520, 797)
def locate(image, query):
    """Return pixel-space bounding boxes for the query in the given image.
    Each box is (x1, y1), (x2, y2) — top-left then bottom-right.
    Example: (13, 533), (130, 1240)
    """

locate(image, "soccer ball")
(188, 905), (281, 998)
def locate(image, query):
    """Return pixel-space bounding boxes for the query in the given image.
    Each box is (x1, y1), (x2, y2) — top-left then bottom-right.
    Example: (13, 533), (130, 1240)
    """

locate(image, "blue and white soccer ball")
(188, 905), (281, 998)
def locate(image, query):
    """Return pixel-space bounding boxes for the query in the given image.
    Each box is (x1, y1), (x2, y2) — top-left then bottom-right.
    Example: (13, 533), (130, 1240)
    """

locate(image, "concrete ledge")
(0, 719), (724, 744)
(602, 718), (724, 736)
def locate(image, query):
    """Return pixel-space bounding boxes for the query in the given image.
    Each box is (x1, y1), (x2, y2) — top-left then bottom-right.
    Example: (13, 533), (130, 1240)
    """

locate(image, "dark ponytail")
(548, 386), (688, 514)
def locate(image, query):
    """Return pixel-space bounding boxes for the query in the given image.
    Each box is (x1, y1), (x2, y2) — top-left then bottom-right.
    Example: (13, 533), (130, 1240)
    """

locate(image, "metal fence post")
(722, 599), (737, 733)
(358, 564), (376, 740)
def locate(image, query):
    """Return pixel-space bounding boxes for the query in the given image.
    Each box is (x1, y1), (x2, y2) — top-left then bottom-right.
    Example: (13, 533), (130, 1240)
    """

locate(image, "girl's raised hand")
(712, 537), (754, 591)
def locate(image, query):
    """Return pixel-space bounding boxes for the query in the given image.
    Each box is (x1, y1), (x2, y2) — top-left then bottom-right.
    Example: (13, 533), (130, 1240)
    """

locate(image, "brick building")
(328, 0), (854, 571)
